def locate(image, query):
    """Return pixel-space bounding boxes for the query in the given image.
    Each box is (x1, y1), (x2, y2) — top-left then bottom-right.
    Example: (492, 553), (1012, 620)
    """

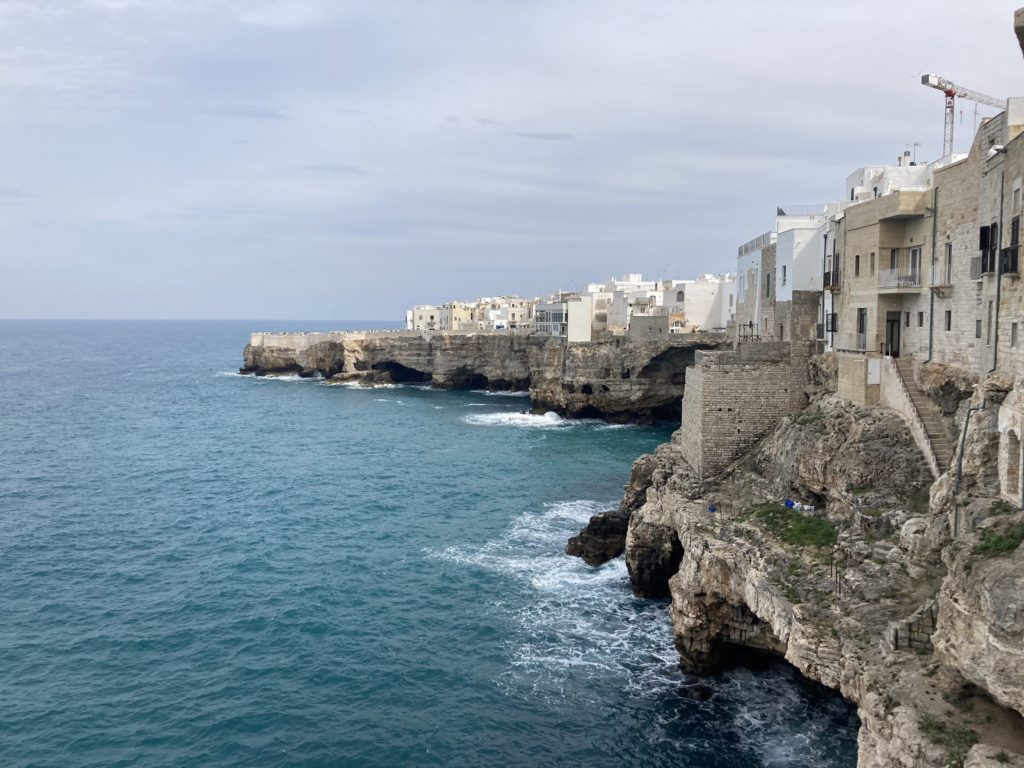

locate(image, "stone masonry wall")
(680, 342), (797, 479)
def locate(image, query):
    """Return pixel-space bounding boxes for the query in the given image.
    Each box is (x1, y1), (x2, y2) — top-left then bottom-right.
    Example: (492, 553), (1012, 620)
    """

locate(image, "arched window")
(675, 290), (685, 302)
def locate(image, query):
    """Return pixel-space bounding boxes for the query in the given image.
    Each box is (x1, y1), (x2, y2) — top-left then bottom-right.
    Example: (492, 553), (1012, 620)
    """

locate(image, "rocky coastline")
(241, 330), (726, 422)
(569, 357), (1024, 768)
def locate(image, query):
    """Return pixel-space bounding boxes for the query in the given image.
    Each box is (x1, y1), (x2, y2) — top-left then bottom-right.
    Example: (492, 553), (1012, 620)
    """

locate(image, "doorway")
(885, 311), (901, 357)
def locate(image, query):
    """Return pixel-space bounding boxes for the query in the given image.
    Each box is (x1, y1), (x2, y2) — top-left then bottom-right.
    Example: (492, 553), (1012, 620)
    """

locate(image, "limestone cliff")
(241, 331), (725, 422)
(609, 387), (1024, 767)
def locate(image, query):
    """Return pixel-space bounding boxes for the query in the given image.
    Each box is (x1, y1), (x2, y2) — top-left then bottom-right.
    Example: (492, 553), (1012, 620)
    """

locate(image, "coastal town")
(241, 11), (1024, 767)
(399, 65), (1024, 507)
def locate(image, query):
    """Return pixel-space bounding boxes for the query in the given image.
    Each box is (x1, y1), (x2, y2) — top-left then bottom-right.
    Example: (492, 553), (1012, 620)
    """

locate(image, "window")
(944, 242), (953, 284)
(1013, 322), (1019, 347)
(676, 290), (685, 302)
(766, 274), (771, 298)
(980, 225), (991, 252)
(910, 247), (922, 277)
(869, 252), (875, 276)
(905, 312), (910, 327)
(976, 319), (983, 339)
(987, 301), (993, 345)
(826, 313), (838, 332)
(917, 312), (924, 327)
(1014, 187), (1021, 213)
(890, 248), (898, 269)
(1013, 216), (1020, 247)
(855, 254), (861, 277)
(945, 310), (952, 332)
(857, 308), (868, 334)
(782, 265), (787, 285)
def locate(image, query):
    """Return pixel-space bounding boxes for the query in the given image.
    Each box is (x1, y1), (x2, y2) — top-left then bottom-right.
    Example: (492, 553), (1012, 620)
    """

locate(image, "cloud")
(201, 106), (289, 120)
(302, 163), (364, 175)
(514, 131), (574, 141)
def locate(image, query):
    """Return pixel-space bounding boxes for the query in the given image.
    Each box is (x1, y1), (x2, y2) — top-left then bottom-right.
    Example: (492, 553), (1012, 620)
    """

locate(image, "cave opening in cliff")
(637, 347), (697, 381)
(650, 397), (684, 423)
(371, 361), (432, 383)
(445, 366), (490, 390)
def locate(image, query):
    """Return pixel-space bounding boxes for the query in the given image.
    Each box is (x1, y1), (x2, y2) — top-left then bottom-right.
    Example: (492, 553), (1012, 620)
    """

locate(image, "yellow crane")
(921, 74), (1005, 157)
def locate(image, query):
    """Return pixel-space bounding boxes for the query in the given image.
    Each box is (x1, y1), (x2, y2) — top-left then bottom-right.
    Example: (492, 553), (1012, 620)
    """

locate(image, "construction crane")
(921, 74), (1005, 157)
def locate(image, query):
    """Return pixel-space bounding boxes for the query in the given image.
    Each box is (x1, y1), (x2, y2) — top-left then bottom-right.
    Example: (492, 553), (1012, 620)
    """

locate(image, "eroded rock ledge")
(241, 331), (726, 422)
(572, 381), (1024, 767)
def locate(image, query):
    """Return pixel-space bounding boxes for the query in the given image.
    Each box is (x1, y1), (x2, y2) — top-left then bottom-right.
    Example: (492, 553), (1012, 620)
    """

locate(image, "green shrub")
(745, 502), (837, 547)
(918, 715), (978, 768)
(974, 523), (1024, 556)
(989, 499), (1017, 517)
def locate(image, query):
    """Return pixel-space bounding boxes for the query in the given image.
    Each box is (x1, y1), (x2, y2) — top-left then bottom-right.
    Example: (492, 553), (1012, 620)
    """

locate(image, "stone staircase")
(893, 356), (954, 473)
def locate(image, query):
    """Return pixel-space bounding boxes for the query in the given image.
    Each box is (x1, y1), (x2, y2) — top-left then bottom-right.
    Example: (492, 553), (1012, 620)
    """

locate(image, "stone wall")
(679, 341), (798, 479)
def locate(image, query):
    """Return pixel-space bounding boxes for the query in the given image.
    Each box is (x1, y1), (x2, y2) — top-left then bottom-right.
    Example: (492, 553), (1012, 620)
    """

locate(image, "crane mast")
(921, 74), (1005, 157)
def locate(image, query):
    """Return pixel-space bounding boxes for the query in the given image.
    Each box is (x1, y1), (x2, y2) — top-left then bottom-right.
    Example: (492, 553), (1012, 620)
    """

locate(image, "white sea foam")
(471, 389), (531, 398)
(429, 497), (858, 762)
(217, 371), (314, 382)
(461, 411), (568, 428)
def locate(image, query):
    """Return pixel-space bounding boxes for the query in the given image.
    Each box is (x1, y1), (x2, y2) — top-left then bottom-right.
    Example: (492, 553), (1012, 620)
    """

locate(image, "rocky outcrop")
(617, 380), (1024, 767)
(934, 511), (1024, 717)
(565, 509), (630, 566)
(915, 361), (976, 416)
(242, 331), (726, 422)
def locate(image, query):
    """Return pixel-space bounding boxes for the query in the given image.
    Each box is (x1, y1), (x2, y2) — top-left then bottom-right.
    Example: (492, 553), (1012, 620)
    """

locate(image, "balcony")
(878, 267), (922, 292)
(1001, 246), (1019, 275)
(837, 332), (869, 352)
(823, 270), (841, 292)
(980, 252), (997, 275)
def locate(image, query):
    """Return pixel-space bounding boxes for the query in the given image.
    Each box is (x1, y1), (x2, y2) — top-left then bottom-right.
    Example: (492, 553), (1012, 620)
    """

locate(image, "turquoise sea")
(0, 321), (858, 767)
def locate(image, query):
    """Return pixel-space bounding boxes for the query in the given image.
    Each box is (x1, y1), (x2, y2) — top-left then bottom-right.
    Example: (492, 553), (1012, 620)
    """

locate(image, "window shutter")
(980, 225), (990, 252)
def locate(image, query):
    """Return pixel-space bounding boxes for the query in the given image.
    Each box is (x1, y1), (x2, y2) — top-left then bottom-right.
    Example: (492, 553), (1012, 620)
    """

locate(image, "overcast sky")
(1, 0), (1021, 320)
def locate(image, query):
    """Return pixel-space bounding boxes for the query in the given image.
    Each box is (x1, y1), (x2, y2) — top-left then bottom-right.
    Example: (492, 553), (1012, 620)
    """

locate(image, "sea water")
(0, 321), (858, 767)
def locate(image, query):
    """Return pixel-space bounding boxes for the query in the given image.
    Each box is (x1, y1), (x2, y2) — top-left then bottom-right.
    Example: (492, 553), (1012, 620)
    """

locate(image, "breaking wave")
(430, 498), (858, 767)
(462, 411), (570, 428)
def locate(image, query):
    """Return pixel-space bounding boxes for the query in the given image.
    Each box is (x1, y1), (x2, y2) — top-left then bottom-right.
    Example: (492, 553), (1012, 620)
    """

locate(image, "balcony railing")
(738, 231), (774, 257)
(981, 252), (997, 275)
(837, 332), (869, 352)
(930, 262), (952, 286)
(1001, 245), (1019, 275)
(823, 270), (841, 291)
(878, 267), (922, 289)
(971, 256), (982, 280)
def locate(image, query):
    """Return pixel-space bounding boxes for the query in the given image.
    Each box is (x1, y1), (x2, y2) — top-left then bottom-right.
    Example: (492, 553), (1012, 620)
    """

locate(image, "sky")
(1, 0), (1022, 320)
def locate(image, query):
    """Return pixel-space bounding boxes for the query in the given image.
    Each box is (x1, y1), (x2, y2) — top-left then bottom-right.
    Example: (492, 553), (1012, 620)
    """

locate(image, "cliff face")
(241, 331), (726, 422)
(616, 389), (1024, 767)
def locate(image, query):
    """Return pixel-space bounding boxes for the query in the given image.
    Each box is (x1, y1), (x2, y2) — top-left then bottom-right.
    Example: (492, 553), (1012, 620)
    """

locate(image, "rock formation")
(571, 369), (1024, 767)
(241, 331), (726, 422)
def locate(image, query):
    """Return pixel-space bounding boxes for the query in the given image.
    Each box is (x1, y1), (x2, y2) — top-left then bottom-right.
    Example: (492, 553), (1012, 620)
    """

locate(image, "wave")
(470, 389), (531, 398)
(461, 411), (569, 428)
(216, 371), (316, 382)
(328, 380), (399, 389)
(429, 498), (858, 764)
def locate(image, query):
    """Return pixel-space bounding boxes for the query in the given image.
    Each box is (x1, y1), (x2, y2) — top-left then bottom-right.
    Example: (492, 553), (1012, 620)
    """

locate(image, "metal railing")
(878, 267), (922, 289)
(776, 203), (829, 217)
(823, 270), (841, 290)
(837, 332), (869, 351)
(930, 262), (952, 286)
(1001, 245), (1019, 275)
(738, 231), (774, 257)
